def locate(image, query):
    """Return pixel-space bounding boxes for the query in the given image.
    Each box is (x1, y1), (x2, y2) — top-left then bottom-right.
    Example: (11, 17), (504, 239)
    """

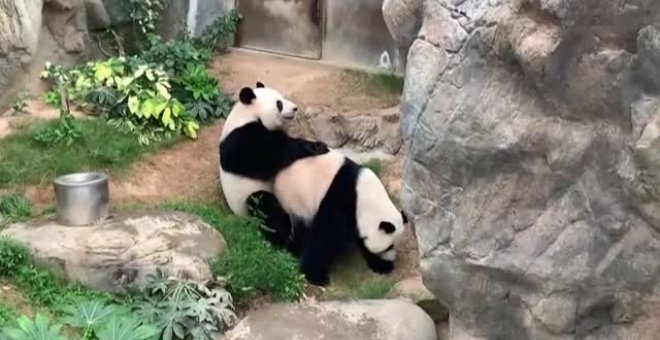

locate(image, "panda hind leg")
(246, 191), (292, 249)
(299, 212), (350, 286)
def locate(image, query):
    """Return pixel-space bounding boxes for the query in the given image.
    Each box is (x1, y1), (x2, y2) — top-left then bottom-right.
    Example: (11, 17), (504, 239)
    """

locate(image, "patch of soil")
(211, 50), (400, 111)
(0, 281), (39, 317)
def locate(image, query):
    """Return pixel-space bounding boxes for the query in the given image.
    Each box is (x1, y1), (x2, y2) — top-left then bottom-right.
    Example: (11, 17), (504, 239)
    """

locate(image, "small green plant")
(36, 65), (81, 146)
(363, 158), (383, 178)
(126, 0), (167, 48)
(194, 10), (242, 53)
(10, 91), (31, 115)
(134, 269), (236, 340)
(0, 193), (32, 227)
(0, 238), (28, 275)
(1, 314), (67, 340)
(0, 303), (17, 327)
(94, 315), (160, 340)
(61, 300), (158, 340)
(60, 301), (128, 338)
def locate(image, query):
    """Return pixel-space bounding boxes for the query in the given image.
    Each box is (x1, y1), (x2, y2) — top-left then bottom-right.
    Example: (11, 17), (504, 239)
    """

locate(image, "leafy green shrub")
(0, 238), (28, 275)
(42, 58), (198, 145)
(41, 37), (233, 145)
(133, 269), (236, 340)
(141, 40), (212, 76)
(1, 314), (67, 340)
(163, 203), (305, 303)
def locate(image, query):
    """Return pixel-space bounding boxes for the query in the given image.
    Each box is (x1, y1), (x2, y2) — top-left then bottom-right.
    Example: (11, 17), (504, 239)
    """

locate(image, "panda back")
(273, 150), (346, 223)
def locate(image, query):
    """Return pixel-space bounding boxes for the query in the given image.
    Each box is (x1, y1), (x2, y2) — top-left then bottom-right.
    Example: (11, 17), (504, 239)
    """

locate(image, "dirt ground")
(4, 48), (419, 283)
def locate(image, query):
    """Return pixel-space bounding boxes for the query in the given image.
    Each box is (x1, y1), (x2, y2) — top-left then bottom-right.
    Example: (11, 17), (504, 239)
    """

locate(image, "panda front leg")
(299, 213), (351, 286)
(246, 191), (293, 249)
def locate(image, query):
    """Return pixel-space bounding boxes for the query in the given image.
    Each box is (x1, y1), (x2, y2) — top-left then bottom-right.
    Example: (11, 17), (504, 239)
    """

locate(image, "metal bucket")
(53, 172), (109, 226)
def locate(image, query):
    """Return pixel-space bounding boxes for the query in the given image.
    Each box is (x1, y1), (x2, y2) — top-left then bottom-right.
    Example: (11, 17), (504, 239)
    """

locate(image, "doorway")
(235, 0), (323, 59)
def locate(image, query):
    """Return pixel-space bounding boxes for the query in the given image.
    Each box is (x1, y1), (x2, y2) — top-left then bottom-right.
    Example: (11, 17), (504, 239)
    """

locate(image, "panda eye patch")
(276, 100), (283, 112)
(379, 222), (396, 234)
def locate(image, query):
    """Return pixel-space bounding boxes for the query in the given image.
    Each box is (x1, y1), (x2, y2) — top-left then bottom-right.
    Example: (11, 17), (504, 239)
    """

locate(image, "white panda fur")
(218, 82), (329, 247)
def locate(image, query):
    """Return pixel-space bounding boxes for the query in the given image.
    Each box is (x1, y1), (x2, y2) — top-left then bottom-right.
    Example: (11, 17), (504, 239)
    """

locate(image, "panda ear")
(379, 222), (396, 234)
(256, 81), (265, 88)
(239, 87), (257, 105)
(401, 210), (408, 224)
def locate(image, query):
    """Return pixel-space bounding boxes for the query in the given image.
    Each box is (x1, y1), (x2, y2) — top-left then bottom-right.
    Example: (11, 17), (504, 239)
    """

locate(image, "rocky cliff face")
(0, 0), (233, 111)
(384, 0), (660, 339)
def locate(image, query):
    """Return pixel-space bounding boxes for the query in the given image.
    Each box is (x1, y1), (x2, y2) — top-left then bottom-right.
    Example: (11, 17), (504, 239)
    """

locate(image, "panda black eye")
(276, 100), (283, 112)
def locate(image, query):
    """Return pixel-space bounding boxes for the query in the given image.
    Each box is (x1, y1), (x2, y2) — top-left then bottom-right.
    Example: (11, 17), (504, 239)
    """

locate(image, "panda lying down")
(219, 82), (407, 286)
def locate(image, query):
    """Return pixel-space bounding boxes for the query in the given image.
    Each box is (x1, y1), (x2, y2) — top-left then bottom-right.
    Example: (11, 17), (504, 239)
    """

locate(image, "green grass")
(363, 158), (383, 179)
(162, 202), (305, 304)
(323, 252), (396, 300)
(0, 118), (179, 187)
(345, 70), (404, 95)
(0, 193), (33, 228)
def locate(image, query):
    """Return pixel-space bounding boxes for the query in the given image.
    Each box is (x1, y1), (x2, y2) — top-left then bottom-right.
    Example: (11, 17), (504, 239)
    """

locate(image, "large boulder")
(1, 212), (226, 292)
(386, 0), (660, 339)
(0, 0), (44, 110)
(0, 0), (91, 111)
(305, 106), (403, 154)
(226, 300), (437, 340)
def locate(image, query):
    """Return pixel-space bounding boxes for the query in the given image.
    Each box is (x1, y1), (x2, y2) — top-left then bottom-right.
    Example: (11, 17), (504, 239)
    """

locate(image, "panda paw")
(304, 272), (330, 287)
(368, 259), (394, 275)
(306, 141), (329, 155)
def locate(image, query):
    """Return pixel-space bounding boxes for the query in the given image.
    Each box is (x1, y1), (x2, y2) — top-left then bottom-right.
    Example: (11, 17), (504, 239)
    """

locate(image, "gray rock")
(385, 0), (660, 339)
(382, 0), (424, 72)
(158, 0), (235, 41)
(100, 0), (130, 25)
(638, 24), (660, 91)
(84, 0), (111, 30)
(386, 275), (449, 322)
(1, 212), (226, 292)
(0, 0), (44, 110)
(43, 0), (88, 53)
(307, 106), (403, 154)
(226, 300), (437, 340)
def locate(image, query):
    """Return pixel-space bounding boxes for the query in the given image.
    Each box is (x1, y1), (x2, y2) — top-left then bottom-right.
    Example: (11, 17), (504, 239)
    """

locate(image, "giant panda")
(273, 149), (408, 286)
(219, 82), (329, 248)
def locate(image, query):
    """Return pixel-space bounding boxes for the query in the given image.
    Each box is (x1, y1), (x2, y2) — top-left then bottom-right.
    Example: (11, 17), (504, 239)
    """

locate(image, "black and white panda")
(219, 82), (329, 247)
(273, 149), (408, 286)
